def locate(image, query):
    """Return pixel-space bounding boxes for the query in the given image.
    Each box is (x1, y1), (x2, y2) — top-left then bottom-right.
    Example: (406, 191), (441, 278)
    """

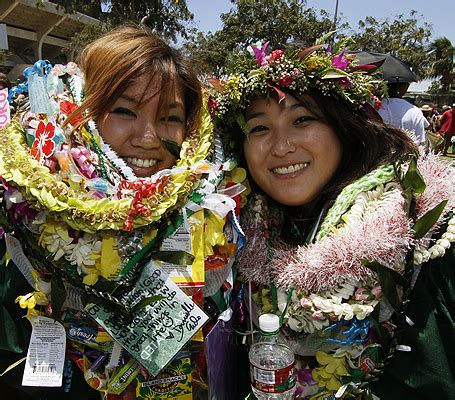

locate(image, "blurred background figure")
(0, 73), (11, 90)
(378, 81), (429, 144)
(439, 103), (455, 155)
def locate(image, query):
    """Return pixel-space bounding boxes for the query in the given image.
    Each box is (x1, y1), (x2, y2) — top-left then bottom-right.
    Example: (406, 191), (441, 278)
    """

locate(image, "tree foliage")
(184, 0), (335, 77)
(49, 0), (194, 43)
(427, 37), (454, 93)
(349, 11), (433, 80)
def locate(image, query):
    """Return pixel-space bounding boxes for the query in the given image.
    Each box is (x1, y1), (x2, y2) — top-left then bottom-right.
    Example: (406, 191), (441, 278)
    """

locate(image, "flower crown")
(208, 35), (386, 135)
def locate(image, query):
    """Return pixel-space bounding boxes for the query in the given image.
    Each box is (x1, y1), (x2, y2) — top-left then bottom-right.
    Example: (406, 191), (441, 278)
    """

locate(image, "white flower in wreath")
(68, 233), (102, 269)
(351, 304), (374, 320)
(309, 294), (335, 314)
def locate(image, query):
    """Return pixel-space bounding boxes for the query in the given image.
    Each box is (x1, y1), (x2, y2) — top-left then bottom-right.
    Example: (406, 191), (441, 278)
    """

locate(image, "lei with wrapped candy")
(237, 152), (454, 398)
(0, 60), (249, 395)
(208, 34), (387, 142)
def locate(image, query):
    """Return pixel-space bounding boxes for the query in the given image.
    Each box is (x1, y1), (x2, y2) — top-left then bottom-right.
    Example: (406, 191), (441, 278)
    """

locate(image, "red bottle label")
(250, 362), (296, 394)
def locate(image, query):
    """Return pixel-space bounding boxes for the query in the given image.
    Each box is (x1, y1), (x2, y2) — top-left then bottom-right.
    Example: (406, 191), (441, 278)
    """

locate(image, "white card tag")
(28, 74), (53, 115)
(0, 88), (10, 129)
(22, 316), (66, 387)
(160, 224), (193, 279)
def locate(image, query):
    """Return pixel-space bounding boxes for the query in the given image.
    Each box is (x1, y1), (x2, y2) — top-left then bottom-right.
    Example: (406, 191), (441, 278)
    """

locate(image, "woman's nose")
(271, 132), (295, 157)
(131, 119), (161, 148)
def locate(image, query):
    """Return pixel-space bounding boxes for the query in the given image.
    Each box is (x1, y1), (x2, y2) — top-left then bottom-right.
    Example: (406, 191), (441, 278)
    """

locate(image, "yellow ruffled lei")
(0, 103), (214, 233)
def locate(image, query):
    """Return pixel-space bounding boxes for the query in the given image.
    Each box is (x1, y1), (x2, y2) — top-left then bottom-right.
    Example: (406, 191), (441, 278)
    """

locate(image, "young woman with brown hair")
(0, 25), (245, 399)
(210, 39), (455, 399)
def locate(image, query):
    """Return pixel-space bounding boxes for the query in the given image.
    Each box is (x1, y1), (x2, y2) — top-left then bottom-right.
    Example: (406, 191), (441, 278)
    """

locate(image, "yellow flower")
(15, 291), (48, 319)
(312, 351), (350, 391)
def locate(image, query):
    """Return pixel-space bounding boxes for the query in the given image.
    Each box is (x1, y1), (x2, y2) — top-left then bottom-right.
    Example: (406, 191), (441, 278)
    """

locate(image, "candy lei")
(0, 103), (214, 233)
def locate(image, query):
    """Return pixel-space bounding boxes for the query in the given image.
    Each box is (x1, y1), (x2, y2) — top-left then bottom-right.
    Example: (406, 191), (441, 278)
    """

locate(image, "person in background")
(378, 81), (429, 144)
(439, 103), (455, 155)
(0, 72), (12, 90)
(209, 38), (455, 399)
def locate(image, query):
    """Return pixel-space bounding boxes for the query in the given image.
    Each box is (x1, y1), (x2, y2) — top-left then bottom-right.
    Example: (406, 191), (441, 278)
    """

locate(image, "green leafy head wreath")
(208, 33), (387, 139)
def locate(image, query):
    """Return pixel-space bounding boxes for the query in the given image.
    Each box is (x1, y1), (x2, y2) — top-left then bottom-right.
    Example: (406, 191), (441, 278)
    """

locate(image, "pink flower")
(332, 52), (350, 71)
(31, 121), (56, 162)
(312, 310), (325, 320)
(266, 49), (284, 64)
(250, 41), (270, 66)
(278, 75), (294, 87)
(300, 297), (312, 308)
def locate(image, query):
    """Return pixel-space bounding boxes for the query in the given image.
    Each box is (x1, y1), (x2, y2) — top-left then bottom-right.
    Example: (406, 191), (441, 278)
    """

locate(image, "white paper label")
(22, 316), (66, 387)
(160, 225), (193, 278)
(28, 74), (53, 115)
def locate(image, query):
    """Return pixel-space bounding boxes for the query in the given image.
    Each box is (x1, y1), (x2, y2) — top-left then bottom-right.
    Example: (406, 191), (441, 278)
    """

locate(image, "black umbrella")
(348, 51), (419, 83)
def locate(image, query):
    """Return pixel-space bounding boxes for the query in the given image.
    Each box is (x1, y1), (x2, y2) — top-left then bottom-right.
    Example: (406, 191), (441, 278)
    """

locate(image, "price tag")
(22, 316), (66, 387)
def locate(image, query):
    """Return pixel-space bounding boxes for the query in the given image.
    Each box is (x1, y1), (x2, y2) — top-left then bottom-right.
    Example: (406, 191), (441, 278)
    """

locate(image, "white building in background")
(0, 0), (98, 79)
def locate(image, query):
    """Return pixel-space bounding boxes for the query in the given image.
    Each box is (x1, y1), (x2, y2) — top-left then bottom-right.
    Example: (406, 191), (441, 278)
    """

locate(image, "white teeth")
(273, 162), (309, 175)
(125, 157), (158, 168)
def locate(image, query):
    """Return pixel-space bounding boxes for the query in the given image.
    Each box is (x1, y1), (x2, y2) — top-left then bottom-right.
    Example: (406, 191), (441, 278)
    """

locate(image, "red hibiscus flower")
(31, 121), (56, 162)
(60, 100), (82, 125)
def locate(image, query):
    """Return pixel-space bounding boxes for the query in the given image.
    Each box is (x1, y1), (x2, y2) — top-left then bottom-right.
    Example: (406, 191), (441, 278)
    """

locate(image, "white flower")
(351, 304), (374, 320)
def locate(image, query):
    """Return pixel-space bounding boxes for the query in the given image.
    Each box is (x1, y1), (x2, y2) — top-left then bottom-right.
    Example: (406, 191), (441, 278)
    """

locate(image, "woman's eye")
(249, 125), (268, 134)
(112, 107), (136, 117)
(294, 115), (316, 125)
(160, 115), (184, 123)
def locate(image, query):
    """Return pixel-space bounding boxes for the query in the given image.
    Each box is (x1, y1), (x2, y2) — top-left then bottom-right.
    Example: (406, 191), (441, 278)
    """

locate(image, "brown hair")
(65, 25), (202, 136)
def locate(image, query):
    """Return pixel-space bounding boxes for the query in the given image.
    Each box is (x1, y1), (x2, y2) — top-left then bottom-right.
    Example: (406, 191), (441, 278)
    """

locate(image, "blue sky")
(186, 0), (454, 90)
(187, 0), (454, 41)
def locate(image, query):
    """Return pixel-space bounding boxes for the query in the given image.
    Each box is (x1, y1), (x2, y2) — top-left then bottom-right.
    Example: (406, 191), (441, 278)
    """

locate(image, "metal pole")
(333, 0), (339, 31)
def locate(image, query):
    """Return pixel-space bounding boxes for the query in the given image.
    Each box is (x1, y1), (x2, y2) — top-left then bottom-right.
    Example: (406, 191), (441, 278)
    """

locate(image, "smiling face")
(97, 74), (186, 177)
(243, 94), (343, 206)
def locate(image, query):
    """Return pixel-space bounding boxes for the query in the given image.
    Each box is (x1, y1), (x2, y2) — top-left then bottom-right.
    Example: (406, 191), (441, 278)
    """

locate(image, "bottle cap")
(258, 314), (280, 333)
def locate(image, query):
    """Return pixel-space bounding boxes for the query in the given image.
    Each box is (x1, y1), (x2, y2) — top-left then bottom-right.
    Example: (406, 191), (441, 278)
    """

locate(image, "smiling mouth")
(124, 157), (158, 168)
(272, 162), (309, 175)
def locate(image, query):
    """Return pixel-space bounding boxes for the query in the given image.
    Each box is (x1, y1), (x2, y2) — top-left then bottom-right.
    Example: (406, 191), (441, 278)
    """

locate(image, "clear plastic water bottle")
(249, 314), (296, 400)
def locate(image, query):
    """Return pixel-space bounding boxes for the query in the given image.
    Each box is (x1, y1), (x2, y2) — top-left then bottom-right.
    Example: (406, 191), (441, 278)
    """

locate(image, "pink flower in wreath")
(278, 74), (294, 87)
(266, 49), (284, 64)
(31, 121), (56, 162)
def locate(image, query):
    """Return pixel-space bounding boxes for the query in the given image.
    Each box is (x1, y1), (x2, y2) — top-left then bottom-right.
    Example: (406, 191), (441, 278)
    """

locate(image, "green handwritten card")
(85, 260), (208, 376)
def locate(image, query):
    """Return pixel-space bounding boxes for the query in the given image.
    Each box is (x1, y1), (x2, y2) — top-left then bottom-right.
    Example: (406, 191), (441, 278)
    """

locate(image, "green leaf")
(161, 138), (181, 157)
(50, 274), (67, 319)
(131, 295), (165, 314)
(235, 112), (250, 135)
(320, 68), (349, 79)
(247, 69), (263, 80)
(154, 250), (194, 265)
(413, 200), (448, 239)
(315, 30), (337, 45)
(363, 261), (402, 310)
(403, 156), (426, 193)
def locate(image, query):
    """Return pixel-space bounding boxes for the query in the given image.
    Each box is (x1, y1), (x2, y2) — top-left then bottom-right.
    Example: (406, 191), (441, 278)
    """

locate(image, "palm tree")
(427, 37), (454, 93)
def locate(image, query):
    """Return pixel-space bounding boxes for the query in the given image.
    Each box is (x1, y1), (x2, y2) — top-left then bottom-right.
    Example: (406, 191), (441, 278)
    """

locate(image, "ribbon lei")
(121, 178), (166, 231)
(324, 318), (370, 345)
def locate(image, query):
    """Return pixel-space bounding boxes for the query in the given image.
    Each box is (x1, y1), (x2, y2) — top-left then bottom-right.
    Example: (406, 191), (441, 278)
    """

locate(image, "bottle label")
(250, 362), (296, 394)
